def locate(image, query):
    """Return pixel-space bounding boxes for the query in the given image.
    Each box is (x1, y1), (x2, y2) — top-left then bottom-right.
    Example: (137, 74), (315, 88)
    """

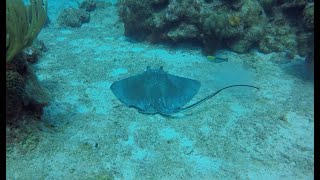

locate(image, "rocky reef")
(118, 0), (314, 60)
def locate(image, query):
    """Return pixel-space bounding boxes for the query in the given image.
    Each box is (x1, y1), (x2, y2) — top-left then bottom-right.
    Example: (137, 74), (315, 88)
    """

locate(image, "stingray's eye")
(160, 66), (164, 71)
(146, 66), (151, 71)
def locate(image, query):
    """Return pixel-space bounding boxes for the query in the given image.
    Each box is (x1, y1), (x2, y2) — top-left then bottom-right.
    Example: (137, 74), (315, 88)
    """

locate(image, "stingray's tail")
(180, 85), (259, 112)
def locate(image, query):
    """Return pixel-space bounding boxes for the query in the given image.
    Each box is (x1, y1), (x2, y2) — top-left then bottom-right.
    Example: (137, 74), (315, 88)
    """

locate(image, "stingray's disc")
(110, 67), (201, 115)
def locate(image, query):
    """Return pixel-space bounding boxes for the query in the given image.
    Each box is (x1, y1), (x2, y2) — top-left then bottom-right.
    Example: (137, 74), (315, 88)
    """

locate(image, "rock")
(57, 8), (90, 28)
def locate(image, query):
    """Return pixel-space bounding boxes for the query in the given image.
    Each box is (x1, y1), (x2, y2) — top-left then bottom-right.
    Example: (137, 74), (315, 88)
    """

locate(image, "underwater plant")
(6, 0), (47, 62)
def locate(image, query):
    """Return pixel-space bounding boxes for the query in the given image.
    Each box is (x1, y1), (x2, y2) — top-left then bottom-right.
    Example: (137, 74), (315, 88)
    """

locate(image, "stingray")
(110, 66), (259, 115)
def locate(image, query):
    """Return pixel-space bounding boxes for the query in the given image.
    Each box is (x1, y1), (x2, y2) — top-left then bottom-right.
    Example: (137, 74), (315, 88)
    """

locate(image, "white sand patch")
(159, 127), (179, 141)
(180, 137), (193, 147)
(121, 163), (135, 180)
(63, 93), (79, 104)
(93, 56), (108, 61)
(142, 48), (204, 65)
(131, 47), (145, 53)
(85, 86), (112, 115)
(199, 125), (211, 137)
(60, 29), (73, 35)
(132, 148), (150, 161)
(76, 104), (89, 114)
(36, 73), (53, 81)
(69, 38), (98, 49)
(122, 122), (138, 146)
(277, 112), (314, 152)
(94, 45), (114, 54)
(43, 100), (69, 116)
(220, 102), (249, 136)
(187, 154), (222, 173)
(180, 137), (194, 155)
(244, 169), (312, 180)
(254, 50), (275, 62)
(104, 36), (116, 41)
(56, 36), (67, 42)
(111, 68), (128, 77)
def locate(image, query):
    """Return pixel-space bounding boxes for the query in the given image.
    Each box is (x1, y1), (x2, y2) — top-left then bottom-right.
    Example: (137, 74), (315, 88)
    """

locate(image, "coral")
(223, 0), (243, 10)
(203, 13), (241, 40)
(297, 32), (313, 58)
(8, 39), (47, 73)
(259, 0), (276, 14)
(303, 3), (313, 30)
(6, 56), (49, 124)
(6, 0), (48, 62)
(57, 8), (90, 28)
(21, 46), (42, 64)
(238, 0), (265, 26)
(279, 0), (307, 10)
(228, 15), (241, 27)
(79, 0), (97, 12)
(118, 0), (153, 38)
(121, 0), (268, 53)
(6, 70), (25, 123)
(21, 39), (48, 63)
(230, 40), (253, 54)
(118, 0), (311, 56)
(259, 24), (297, 54)
(79, 0), (112, 11)
(230, 25), (265, 53)
(167, 23), (199, 42)
(203, 0), (265, 53)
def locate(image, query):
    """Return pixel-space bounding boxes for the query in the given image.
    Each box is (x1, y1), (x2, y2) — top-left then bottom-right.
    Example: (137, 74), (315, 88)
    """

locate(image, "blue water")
(7, 0), (314, 179)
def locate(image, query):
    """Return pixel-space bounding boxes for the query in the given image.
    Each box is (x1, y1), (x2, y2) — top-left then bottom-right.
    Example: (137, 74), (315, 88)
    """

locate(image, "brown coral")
(6, 55), (49, 124)
(6, 70), (25, 122)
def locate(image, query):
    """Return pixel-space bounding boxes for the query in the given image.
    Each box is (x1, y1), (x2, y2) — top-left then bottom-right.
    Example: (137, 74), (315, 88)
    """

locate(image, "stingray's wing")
(155, 74), (201, 115)
(110, 72), (154, 113)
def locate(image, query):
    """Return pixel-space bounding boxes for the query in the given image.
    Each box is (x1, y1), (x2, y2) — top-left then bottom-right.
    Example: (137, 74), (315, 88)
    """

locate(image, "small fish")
(207, 56), (228, 63)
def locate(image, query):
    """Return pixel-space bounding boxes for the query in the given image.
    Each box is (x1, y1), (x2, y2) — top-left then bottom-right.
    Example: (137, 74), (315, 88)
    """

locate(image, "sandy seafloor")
(6, 2), (314, 180)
